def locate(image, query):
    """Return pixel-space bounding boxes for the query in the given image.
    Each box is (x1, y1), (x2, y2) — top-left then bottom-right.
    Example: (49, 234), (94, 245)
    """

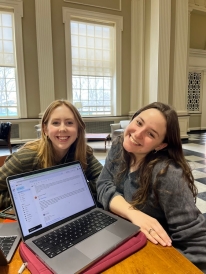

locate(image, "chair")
(0, 122), (12, 154)
(110, 120), (130, 140)
(0, 155), (9, 167)
(34, 124), (41, 138)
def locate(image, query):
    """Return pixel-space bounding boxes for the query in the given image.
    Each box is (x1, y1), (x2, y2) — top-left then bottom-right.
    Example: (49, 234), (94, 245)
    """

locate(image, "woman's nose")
(59, 123), (66, 131)
(134, 128), (144, 138)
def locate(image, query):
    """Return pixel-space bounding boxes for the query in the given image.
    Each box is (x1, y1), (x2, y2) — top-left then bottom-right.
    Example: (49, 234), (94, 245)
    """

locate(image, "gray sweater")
(97, 140), (206, 272)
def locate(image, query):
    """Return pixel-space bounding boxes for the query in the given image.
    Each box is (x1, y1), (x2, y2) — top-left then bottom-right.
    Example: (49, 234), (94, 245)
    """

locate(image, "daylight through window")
(0, 10), (18, 117)
(71, 21), (114, 116)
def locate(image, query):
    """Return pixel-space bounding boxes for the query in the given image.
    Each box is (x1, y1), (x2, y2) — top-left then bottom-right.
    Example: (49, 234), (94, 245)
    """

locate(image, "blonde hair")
(21, 99), (89, 169)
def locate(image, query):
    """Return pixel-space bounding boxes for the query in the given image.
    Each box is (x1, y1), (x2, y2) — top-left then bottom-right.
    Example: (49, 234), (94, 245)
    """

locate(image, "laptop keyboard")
(0, 236), (17, 257)
(33, 210), (117, 258)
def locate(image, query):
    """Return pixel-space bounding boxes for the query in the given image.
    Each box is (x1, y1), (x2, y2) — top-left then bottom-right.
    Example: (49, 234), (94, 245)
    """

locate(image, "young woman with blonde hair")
(0, 99), (102, 209)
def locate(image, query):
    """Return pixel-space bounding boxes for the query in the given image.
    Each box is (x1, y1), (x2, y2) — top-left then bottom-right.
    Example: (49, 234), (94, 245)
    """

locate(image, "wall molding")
(190, 48), (206, 58)
(63, 0), (121, 11)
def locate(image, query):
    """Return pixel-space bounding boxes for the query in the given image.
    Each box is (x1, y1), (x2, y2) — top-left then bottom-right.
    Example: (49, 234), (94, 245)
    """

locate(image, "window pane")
(72, 75), (112, 116)
(79, 24), (86, 36)
(4, 40), (13, 53)
(6, 78), (16, 92)
(0, 107), (7, 116)
(7, 91), (17, 105)
(0, 92), (6, 104)
(3, 27), (12, 40)
(2, 14), (12, 27)
(8, 107), (17, 116)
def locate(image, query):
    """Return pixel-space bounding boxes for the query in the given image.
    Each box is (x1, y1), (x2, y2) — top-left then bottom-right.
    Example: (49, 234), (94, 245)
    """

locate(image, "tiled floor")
(182, 132), (206, 218)
(1, 132), (206, 218)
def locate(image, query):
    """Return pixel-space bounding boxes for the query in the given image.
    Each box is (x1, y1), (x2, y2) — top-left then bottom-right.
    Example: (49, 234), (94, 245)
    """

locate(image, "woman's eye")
(148, 132), (155, 138)
(66, 121), (73, 125)
(52, 121), (59, 126)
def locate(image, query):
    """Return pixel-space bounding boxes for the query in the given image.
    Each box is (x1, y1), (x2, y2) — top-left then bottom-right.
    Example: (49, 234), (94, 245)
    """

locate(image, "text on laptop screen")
(8, 163), (95, 237)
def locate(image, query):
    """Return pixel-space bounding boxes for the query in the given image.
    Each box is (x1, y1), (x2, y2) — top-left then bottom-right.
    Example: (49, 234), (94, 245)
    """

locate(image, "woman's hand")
(110, 195), (172, 246)
(128, 210), (172, 246)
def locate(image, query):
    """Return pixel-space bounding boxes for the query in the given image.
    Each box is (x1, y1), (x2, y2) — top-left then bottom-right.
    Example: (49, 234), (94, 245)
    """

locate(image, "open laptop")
(6, 161), (140, 274)
(0, 222), (21, 265)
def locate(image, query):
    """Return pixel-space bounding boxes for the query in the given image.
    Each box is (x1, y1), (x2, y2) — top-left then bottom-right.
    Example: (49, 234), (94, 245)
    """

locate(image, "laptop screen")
(7, 162), (96, 238)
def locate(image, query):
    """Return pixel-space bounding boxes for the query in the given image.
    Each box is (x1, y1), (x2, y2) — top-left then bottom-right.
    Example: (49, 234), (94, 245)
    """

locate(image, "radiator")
(10, 124), (19, 138)
(85, 121), (114, 133)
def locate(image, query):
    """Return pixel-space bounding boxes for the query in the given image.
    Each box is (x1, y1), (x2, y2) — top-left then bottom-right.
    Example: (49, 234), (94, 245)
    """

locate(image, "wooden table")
(0, 219), (203, 274)
(85, 133), (110, 151)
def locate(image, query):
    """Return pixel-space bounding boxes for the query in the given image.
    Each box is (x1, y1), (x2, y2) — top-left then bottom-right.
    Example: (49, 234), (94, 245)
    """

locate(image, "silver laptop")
(0, 222), (21, 265)
(6, 161), (140, 274)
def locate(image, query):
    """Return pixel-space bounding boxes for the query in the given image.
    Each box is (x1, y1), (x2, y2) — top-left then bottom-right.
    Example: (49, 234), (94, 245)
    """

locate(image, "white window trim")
(62, 7), (123, 116)
(0, 0), (27, 118)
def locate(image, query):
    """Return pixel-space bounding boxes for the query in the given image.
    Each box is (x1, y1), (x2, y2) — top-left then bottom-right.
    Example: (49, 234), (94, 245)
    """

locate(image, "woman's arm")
(155, 163), (206, 266)
(0, 153), (25, 191)
(97, 141), (171, 246)
(85, 150), (103, 196)
(110, 195), (172, 246)
(0, 149), (39, 208)
(97, 142), (123, 210)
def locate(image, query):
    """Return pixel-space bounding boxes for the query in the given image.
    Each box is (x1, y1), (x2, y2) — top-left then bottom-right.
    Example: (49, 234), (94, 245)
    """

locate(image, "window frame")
(63, 7), (123, 116)
(0, 0), (27, 118)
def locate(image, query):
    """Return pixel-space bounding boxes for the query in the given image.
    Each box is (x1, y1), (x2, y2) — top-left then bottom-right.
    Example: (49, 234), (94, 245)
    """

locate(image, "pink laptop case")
(19, 231), (147, 274)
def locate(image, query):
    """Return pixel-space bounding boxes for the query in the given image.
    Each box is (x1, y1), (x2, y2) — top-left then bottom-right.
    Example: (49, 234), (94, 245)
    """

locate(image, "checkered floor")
(182, 132), (206, 218)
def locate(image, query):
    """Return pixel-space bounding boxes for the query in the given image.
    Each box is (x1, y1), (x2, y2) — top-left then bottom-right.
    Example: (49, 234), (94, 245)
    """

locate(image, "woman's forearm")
(109, 195), (138, 222)
(109, 195), (172, 247)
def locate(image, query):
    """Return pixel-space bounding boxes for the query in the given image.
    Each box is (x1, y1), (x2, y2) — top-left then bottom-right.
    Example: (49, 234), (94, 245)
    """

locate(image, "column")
(129, 0), (145, 117)
(148, 0), (171, 103)
(35, 0), (55, 117)
(171, 0), (190, 138)
(201, 71), (206, 130)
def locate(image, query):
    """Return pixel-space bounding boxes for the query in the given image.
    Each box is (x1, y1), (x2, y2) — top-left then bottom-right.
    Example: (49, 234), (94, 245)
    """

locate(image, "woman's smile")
(129, 134), (142, 146)
(56, 136), (70, 142)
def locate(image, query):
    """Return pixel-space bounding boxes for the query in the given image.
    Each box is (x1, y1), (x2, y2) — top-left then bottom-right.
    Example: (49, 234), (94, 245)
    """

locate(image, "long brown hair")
(113, 102), (197, 207)
(21, 99), (91, 169)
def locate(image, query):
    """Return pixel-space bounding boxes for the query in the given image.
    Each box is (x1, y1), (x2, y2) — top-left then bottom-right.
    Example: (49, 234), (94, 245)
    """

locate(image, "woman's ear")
(155, 143), (168, 152)
(43, 124), (47, 136)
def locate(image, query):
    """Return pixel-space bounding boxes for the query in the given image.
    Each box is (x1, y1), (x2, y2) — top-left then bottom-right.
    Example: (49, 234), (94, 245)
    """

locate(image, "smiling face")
(123, 108), (168, 162)
(43, 104), (78, 159)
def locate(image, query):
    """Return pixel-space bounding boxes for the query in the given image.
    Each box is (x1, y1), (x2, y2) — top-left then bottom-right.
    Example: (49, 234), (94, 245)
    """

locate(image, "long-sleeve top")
(97, 139), (206, 272)
(0, 146), (102, 209)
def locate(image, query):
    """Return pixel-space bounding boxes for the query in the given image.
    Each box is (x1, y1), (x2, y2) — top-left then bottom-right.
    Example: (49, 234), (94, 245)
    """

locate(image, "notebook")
(6, 161), (140, 274)
(0, 222), (21, 265)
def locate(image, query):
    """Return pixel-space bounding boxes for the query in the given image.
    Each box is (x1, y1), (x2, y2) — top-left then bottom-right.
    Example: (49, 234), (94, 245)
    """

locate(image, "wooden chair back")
(0, 155), (8, 167)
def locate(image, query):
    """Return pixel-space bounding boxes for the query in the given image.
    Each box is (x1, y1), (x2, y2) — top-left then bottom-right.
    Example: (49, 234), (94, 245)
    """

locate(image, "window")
(63, 8), (123, 116)
(71, 21), (113, 116)
(0, 10), (17, 117)
(0, 1), (26, 118)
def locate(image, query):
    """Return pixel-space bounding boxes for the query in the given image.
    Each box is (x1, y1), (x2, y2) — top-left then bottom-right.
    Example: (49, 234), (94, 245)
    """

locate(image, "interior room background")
(0, 0), (206, 144)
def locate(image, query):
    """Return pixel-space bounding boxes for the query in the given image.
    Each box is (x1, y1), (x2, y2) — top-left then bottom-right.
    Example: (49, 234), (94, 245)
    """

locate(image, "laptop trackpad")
(75, 230), (121, 260)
